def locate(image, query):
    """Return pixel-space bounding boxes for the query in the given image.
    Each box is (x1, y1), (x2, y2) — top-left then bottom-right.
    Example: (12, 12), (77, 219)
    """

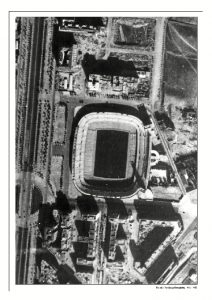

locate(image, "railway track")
(16, 17), (46, 284)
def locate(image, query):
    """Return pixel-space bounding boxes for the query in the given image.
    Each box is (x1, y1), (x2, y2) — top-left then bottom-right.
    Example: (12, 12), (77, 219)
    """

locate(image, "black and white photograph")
(13, 14), (199, 286)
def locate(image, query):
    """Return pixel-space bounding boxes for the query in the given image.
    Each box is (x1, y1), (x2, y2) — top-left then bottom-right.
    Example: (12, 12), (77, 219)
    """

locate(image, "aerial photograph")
(15, 16), (197, 285)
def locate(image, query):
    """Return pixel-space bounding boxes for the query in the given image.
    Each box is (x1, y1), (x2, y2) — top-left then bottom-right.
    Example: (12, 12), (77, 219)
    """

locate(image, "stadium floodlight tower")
(71, 103), (152, 199)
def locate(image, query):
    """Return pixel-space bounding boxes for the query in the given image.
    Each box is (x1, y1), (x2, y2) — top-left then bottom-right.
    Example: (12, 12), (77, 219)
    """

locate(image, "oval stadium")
(70, 103), (152, 198)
